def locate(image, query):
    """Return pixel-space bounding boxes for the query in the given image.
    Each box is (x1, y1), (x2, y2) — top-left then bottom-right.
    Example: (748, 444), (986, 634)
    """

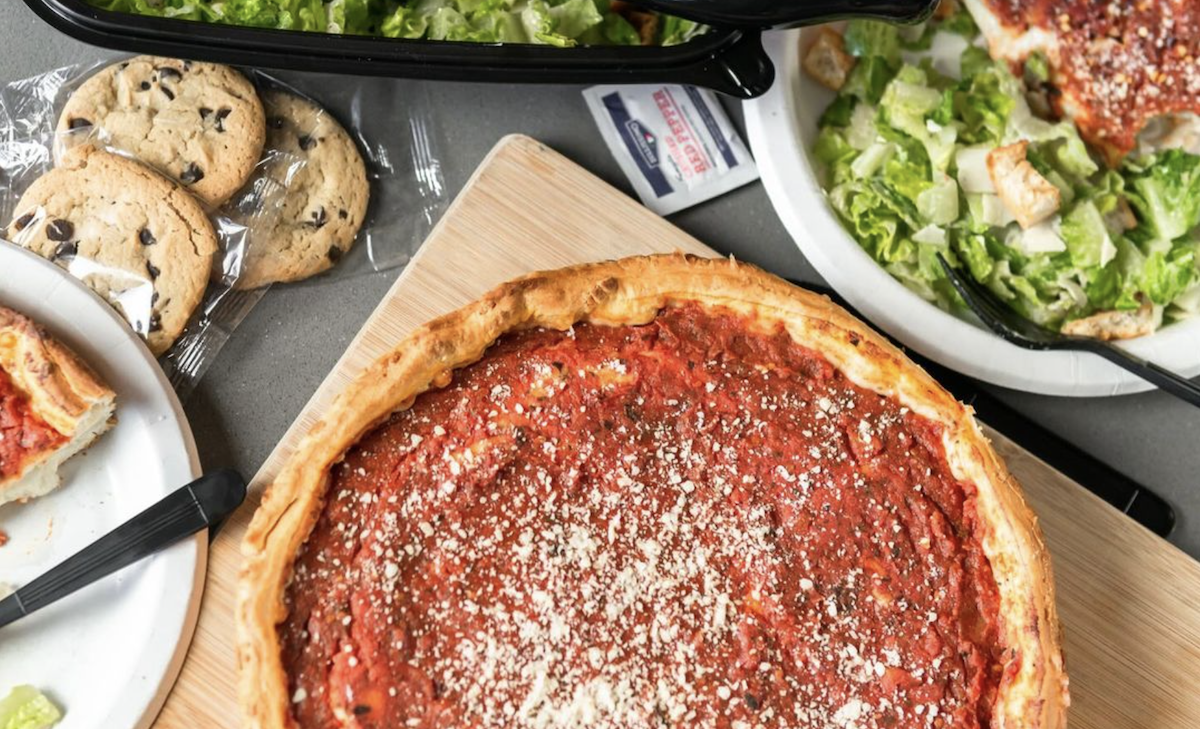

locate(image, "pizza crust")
(0, 306), (116, 506)
(237, 254), (1068, 729)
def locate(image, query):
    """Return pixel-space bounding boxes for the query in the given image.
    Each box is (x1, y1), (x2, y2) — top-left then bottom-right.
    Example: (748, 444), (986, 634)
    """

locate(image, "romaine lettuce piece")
(215, 0), (291, 27)
(820, 95), (858, 129)
(548, 0), (603, 39)
(898, 21), (933, 51)
(901, 30), (970, 81)
(912, 224), (947, 245)
(917, 175), (960, 225)
(1110, 237), (1150, 310)
(845, 102), (879, 150)
(1140, 246), (1197, 305)
(1047, 132), (1099, 181)
(1125, 150), (1200, 242)
(954, 64), (1017, 145)
(381, 7), (431, 38)
(916, 237), (954, 282)
(842, 56), (898, 105)
(1170, 282), (1200, 317)
(955, 145), (995, 194)
(958, 45), (992, 80)
(844, 20), (901, 64)
(814, 127), (857, 172)
(518, 1), (572, 46)
(871, 174), (925, 228)
(939, 8), (979, 37)
(1006, 98), (1099, 181)
(659, 14), (704, 46)
(966, 193), (1015, 229)
(0, 686), (61, 729)
(887, 261), (940, 302)
(1013, 218), (1067, 256)
(920, 120), (959, 173)
(875, 128), (933, 200)
(851, 142), (896, 180)
(1025, 52), (1050, 83)
(1061, 200), (1116, 268)
(954, 232), (995, 281)
(880, 67), (942, 143)
(829, 181), (906, 260)
(326, 0), (370, 33)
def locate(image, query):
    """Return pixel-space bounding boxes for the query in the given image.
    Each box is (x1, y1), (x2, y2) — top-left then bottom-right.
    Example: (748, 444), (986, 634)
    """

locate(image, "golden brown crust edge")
(0, 305), (116, 502)
(236, 254), (1068, 729)
(0, 305), (114, 436)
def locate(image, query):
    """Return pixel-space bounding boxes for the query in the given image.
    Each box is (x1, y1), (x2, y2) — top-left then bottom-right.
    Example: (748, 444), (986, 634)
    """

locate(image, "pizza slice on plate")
(0, 306), (115, 507)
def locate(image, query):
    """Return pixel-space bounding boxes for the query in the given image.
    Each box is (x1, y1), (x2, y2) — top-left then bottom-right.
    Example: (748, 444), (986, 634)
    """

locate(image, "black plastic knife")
(0, 469), (246, 630)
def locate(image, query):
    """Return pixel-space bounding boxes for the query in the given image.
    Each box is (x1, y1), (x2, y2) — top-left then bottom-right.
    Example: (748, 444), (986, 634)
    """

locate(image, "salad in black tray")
(87, 0), (706, 47)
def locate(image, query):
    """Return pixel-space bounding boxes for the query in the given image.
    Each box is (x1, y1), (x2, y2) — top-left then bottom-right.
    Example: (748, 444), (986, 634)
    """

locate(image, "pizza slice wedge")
(0, 306), (116, 507)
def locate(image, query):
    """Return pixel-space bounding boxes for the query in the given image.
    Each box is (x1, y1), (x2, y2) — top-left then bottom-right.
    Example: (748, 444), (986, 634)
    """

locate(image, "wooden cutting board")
(154, 135), (1200, 729)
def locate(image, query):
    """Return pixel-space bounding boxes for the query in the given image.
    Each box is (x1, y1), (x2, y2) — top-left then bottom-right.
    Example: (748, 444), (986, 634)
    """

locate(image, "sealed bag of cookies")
(230, 71), (448, 281)
(0, 57), (448, 398)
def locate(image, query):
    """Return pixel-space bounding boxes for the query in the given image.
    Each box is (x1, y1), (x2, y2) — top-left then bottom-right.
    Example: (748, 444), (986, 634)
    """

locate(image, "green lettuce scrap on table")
(88, 0), (707, 46)
(810, 13), (1200, 336)
(0, 686), (62, 729)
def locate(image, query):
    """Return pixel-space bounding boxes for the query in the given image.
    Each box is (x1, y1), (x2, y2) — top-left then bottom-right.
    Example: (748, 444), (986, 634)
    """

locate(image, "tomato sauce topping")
(0, 367), (65, 480)
(282, 304), (1004, 729)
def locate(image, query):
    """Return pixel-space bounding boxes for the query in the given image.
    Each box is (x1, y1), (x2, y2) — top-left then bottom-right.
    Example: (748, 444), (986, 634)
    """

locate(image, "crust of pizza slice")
(0, 306), (116, 506)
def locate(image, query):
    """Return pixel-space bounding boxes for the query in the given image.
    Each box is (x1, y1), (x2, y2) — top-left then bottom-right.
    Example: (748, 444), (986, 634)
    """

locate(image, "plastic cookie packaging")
(0, 60), (447, 398)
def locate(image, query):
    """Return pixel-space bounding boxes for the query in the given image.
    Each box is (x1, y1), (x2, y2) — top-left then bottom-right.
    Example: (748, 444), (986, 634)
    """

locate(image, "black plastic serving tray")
(22, 0), (776, 98)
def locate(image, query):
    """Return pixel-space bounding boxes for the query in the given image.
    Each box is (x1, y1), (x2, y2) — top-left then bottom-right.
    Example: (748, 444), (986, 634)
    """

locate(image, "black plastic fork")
(937, 254), (1200, 407)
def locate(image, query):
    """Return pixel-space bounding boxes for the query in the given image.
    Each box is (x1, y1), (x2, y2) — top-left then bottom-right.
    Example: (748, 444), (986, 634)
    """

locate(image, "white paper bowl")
(744, 29), (1200, 396)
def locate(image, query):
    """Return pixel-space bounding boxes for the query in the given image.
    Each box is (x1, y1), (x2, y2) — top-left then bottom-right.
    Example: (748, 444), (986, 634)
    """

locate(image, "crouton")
(609, 2), (659, 45)
(1061, 298), (1159, 340)
(987, 141), (1061, 229)
(934, 0), (959, 20)
(803, 28), (856, 91)
(632, 12), (659, 45)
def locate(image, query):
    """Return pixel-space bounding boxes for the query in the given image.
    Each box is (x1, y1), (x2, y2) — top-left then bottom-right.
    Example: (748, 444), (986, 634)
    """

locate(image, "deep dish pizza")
(238, 256), (1068, 729)
(0, 306), (115, 506)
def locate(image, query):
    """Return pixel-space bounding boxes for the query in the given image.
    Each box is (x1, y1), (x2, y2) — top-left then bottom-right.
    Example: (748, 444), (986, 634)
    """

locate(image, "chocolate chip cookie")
(230, 90), (369, 289)
(57, 56), (266, 208)
(6, 146), (218, 355)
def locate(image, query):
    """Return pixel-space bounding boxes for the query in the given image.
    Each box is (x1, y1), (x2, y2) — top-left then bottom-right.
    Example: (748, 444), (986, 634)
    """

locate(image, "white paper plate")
(744, 29), (1200, 396)
(0, 241), (203, 729)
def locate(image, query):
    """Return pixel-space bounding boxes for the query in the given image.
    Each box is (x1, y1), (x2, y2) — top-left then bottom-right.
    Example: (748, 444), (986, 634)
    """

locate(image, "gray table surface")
(4, 2), (1198, 558)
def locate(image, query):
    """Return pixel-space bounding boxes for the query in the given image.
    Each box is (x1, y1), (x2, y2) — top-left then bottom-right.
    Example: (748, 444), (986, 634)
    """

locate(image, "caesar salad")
(806, 5), (1200, 339)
